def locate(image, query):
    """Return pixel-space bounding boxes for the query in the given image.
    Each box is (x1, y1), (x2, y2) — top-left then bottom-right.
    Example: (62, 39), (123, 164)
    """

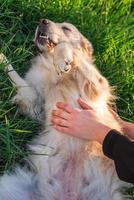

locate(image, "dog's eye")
(62, 26), (72, 32)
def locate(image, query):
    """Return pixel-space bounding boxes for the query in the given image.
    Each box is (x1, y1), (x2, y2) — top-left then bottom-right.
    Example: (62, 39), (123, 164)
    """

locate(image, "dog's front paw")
(55, 58), (72, 75)
(53, 43), (73, 75)
(12, 93), (43, 120)
(11, 86), (37, 107)
(11, 94), (21, 105)
(11, 94), (33, 112)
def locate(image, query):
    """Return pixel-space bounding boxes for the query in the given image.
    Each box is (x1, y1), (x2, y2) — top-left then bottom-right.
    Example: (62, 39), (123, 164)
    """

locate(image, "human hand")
(52, 98), (111, 144)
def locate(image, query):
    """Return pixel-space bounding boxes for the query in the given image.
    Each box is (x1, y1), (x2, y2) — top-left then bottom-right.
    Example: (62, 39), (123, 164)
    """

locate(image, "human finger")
(77, 98), (93, 110)
(52, 117), (69, 127)
(52, 109), (70, 120)
(56, 102), (74, 113)
(53, 125), (70, 134)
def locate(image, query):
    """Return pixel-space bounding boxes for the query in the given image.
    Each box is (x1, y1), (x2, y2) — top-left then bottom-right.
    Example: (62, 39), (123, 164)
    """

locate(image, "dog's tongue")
(47, 40), (54, 48)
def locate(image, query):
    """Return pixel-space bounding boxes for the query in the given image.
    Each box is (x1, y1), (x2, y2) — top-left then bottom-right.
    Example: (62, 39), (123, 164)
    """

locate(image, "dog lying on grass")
(0, 19), (130, 200)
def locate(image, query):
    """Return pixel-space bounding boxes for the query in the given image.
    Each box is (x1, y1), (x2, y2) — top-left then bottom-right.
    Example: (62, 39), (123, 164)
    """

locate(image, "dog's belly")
(55, 155), (86, 199)
(34, 151), (124, 200)
(29, 129), (125, 200)
(36, 153), (87, 200)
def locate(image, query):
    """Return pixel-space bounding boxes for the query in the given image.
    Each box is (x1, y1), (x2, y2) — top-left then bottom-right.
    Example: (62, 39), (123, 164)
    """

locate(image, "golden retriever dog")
(0, 19), (130, 200)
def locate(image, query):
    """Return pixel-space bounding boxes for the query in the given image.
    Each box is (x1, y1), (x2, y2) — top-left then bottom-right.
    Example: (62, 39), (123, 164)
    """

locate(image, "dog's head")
(34, 19), (115, 113)
(34, 19), (93, 60)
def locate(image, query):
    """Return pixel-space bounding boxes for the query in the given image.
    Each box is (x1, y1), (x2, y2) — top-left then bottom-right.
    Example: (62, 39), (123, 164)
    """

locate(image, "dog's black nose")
(40, 19), (49, 25)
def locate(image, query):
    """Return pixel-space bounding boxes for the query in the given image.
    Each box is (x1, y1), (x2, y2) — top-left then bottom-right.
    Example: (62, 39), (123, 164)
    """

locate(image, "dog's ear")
(79, 66), (113, 102)
(83, 80), (100, 100)
(80, 36), (94, 60)
(83, 76), (116, 105)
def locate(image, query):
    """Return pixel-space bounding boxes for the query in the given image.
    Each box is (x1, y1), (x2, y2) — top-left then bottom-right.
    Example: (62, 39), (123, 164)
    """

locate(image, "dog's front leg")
(0, 54), (43, 121)
(0, 53), (27, 86)
(53, 42), (74, 75)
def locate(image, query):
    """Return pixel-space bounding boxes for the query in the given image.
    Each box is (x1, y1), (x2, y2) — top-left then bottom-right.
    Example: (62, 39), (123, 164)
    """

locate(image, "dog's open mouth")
(38, 32), (57, 48)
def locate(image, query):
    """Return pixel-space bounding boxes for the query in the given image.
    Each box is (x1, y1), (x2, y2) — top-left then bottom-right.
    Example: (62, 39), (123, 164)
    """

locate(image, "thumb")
(77, 98), (93, 110)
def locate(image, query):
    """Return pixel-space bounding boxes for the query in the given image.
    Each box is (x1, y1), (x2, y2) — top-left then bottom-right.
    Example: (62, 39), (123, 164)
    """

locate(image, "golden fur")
(0, 19), (130, 200)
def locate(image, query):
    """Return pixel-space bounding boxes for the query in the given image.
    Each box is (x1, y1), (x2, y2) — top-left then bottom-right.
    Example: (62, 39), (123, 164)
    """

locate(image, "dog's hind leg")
(0, 168), (39, 200)
(0, 53), (28, 87)
(80, 158), (127, 200)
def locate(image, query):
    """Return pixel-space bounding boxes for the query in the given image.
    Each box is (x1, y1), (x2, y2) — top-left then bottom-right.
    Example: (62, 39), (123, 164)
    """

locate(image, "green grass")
(0, 0), (134, 193)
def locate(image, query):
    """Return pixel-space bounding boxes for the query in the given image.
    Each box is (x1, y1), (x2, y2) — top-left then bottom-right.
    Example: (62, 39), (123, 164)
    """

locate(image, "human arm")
(120, 120), (134, 139)
(103, 129), (134, 184)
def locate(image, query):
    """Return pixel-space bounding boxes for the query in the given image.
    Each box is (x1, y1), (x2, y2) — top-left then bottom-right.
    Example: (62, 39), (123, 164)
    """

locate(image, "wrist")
(121, 120), (130, 132)
(96, 124), (111, 144)
(121, 121), (134, 139)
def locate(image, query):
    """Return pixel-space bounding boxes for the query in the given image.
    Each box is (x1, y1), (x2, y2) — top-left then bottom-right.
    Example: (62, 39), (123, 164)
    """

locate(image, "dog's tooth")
(39, 35), (48, 39)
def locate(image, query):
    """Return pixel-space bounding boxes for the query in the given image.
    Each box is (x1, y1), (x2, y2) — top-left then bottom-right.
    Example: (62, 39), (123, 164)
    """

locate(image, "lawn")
(0, 0), (134, 194)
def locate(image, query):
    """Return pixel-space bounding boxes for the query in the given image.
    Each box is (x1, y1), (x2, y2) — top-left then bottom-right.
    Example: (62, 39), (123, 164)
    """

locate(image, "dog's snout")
(40, 19), (49, 25)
